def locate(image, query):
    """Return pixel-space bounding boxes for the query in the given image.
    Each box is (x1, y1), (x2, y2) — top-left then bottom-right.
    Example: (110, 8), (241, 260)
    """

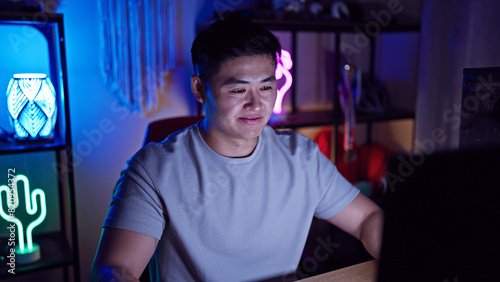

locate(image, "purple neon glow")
(274, 49), (293, 113)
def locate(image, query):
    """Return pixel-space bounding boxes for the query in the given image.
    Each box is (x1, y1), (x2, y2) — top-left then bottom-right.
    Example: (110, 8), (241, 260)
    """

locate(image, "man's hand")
(326, 193), (384, 260)
(90, 228), (158, 281)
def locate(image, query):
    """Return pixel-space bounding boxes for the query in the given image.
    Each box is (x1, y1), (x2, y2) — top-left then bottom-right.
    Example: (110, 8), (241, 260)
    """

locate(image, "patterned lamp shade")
(6, 73), (57, 139)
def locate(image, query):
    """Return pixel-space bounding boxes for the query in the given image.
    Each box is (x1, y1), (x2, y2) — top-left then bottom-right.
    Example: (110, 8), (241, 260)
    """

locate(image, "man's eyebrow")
(221, 75), (276, 86)
(222, 78), (248, 86)
(261, 75), (276, 83)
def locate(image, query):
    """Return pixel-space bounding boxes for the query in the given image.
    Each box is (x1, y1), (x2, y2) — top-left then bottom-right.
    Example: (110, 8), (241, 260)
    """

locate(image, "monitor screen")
(378, 147), (500, 281)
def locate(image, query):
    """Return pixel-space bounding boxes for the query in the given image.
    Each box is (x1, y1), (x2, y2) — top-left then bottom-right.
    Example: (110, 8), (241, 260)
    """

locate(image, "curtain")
(415, 0), (500, 151)
(98, 0), (177, 114)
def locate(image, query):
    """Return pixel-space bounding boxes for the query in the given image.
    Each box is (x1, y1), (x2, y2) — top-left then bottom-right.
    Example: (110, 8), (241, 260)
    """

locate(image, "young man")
(91, 17), (383, 281)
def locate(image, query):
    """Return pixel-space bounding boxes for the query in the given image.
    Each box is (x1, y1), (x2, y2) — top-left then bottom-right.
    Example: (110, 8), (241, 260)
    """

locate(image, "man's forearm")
(90, 264), (140, 282)
(359, 209), (384, 260)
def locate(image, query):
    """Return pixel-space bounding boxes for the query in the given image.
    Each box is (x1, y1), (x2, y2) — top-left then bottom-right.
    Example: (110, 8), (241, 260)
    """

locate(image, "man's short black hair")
(191, 16), (282, 82)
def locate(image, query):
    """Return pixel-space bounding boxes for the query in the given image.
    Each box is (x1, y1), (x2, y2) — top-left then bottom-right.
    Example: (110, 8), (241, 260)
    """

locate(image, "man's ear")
(191, 75), (205, 103)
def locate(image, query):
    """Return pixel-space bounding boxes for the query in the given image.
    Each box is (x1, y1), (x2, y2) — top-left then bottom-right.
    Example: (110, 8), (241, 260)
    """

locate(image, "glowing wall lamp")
(274, 49), (293, 114)
(0, 174), (47, 264)
(6, 73), (57, 139)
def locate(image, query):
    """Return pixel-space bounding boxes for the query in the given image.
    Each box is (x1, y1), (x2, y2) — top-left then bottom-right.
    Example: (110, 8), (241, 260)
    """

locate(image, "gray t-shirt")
(104, 123), (359, 281)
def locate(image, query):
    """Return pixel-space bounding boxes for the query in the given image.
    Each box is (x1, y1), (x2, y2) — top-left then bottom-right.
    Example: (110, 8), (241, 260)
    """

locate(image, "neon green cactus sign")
(0, 174), (47, 262)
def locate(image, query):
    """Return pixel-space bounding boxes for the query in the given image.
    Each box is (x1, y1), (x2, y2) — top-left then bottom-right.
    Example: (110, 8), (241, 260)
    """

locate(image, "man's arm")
(90, 227), (159, 281)
(326, 193), (384, 260)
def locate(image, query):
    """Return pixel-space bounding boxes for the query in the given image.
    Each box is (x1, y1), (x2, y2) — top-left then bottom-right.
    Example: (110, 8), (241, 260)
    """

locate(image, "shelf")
(0, 132), (67, 155)
(0, 11), (68, 156)
(0, 12), (79, 281)
(268, 107), (414, 129)
(197, 18), (420, 34)
(0, 11), (63, 24)
(252, 19), (420, 33)
(0, 231), (74, 277)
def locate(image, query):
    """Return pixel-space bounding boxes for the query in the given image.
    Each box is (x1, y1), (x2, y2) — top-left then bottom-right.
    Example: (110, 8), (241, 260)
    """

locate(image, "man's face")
(202, 54), (277, 146)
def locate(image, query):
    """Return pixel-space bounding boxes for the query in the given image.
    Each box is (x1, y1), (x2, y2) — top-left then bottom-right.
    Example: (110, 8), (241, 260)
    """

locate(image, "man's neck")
(198, 125), (258, 158)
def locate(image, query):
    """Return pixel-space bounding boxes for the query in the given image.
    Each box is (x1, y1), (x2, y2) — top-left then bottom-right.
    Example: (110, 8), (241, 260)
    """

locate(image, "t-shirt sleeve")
(103, 151), (166, 240)
(312, 144), (360, 220)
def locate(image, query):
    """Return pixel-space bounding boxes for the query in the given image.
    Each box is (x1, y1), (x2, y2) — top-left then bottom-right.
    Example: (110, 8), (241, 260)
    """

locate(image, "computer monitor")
(460, 67), (500, 150)
(378, 147), (500, 281)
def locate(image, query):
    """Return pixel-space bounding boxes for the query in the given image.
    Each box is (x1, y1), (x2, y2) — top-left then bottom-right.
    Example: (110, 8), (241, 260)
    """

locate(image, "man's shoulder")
(130, 125), (197, 165)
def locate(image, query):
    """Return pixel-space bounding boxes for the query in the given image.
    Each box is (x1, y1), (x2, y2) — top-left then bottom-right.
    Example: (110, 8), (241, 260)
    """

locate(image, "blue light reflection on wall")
(0, 25), (50, 133)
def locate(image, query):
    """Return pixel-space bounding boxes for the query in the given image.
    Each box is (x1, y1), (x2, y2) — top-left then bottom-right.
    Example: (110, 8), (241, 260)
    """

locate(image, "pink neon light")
(274, 49), (293, 113)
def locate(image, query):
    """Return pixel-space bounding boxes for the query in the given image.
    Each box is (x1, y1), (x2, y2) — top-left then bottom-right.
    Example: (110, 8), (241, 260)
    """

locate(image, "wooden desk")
(300, 260), (378, 282)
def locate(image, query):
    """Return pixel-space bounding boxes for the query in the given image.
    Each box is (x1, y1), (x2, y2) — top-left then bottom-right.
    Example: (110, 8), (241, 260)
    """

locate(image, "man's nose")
(244, 89), (262, 111)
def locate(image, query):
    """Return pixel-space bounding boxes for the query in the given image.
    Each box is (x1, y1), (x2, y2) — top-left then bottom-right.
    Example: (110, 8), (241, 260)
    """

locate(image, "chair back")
(143, 116), (203, 145)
